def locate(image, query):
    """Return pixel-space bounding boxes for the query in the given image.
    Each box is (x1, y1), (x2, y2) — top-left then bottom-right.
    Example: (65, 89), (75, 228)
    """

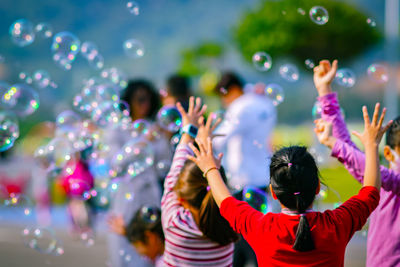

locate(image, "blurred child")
(108, 206), (164, 266)
(187, 101), (389, 266)
(161, 97), (238, 266)
(313, 60), (400, 266)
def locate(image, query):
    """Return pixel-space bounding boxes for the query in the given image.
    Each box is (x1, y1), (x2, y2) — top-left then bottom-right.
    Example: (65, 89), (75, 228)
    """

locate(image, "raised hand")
(352, 103), (392, 147)
(107, 214), (126, 236)
(314, 119), (336, 149)
(176, 96), (207, 128)
(313, 60), (338, 96)
(187, 137), (220, 173)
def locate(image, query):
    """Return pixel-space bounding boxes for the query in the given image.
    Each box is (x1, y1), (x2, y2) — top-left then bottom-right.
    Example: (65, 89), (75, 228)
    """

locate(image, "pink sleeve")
(318, 92), (357, 149)
(220, 196), (264, 241)
(161, 144), (192, 227)
(332, 139), (400, 195)
(330, 186), (380, 240)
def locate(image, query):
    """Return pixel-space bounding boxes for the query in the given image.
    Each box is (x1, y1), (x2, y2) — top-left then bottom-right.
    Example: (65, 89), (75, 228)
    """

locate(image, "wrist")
(316, 84), (332, 96)
(203, 166), (219, 178)
(322, 136), (336, 149)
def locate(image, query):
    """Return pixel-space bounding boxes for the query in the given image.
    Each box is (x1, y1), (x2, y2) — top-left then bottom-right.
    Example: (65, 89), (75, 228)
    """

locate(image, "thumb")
(351, 130), (362, 140)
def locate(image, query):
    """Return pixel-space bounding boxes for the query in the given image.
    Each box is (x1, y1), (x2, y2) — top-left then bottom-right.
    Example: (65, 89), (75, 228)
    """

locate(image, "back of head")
(166, 74), (191, 107)
(386, 116), (400, 149)
(174, 160), (238, 245)
(270, 146), (319, 252)
(125, 206), (164, 244)
(121, 79), (161, 119)
(215, 71), (244, 95)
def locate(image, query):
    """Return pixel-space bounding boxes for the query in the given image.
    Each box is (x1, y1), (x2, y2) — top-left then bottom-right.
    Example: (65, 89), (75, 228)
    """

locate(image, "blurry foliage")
(178, 41), (224, 76)
(233, 0), (382, 67)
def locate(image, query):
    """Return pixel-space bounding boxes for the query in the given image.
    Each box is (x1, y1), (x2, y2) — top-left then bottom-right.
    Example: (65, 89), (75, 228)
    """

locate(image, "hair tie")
(294, 192), (300, 195)
(206, 186), (211, 192)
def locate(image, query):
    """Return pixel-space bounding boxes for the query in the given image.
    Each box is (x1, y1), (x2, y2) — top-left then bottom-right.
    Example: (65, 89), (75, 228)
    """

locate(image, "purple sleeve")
(318, 92), (357, 149)
(332, 139), (400, 195)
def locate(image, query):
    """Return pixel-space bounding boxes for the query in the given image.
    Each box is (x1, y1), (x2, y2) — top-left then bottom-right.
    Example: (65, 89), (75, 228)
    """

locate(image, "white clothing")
(214, 93), (276, 189)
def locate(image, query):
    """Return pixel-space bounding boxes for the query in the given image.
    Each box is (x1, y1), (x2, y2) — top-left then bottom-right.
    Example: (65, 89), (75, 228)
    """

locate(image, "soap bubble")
(1, 84), (39, 116)
(0, 111), (19, 152)
(101, 68), (128, 90)
(80, 41), (98, 59)
(157, 106), (182, 132)
(305, 59), (315, 69)
(22, 227), (57, 254)
(126, 1), (139, 15)
(297, 8), (306, 15)
(366, 18), (376, 27)
(279, 64), (299, 82)
(4, 194), (33, 218)
(88, 53), (104, 70)
(35, 23), (53, 38)
(140, 206), (160, 223)
(309, 6), (329, 25)
(80, 231), (95, 247)
(335, 68), (356, 88)
(91, 101), (129, 127)
(252, 52), (272, 72)
(56, 110), (81, 131)
(9, 19), (35, 47)
(265, 83), (284, 106)
(51, 32), (80, 70)
(312, 101), (322, 120)
(123, 39), (145, 58)
(367, 64), (388, 83)
(90, 187), (110, 209)
(132, 119), (150, 138)
(170, 133), (181, 149)
(111, 140), (154, 178)
(33, 70), (51, 89)
(242, 186), (268, 213)
(73, 83), (119, 115)
(34, 137), (76, 171)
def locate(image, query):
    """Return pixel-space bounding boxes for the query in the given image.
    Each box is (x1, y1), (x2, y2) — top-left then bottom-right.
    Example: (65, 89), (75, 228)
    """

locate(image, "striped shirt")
(161, 144), (234, 266)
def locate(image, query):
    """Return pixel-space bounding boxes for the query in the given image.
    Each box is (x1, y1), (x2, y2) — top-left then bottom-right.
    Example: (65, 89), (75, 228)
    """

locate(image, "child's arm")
(313, 60), (357, 147)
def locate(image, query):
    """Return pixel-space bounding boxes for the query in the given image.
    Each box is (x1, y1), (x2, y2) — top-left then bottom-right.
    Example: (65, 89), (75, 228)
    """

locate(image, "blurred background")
(0, 0), (398, 266)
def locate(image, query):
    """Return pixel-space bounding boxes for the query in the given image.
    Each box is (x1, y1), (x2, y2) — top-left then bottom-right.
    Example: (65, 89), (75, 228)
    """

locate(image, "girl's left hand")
(187, 137), (222, 173)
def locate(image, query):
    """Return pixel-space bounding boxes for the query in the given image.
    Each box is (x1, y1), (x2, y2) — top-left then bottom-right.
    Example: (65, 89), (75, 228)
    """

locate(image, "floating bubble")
(242, 186), (268, 213)
(305, 59), (315, 69)
(335, 68), (356, 88)
(34, 137), (76, 170)
(80, 41), (98, 59)
(111, 140), (154, 178)
(279, 64), (299, 82)
(91, 101), (129, 127)
(156, 106), (182, 132)
(88, 53), (104, 70)
(53, 245), (65, 256)
(140, 206), (160, 224)
(35, 23), (53, 38)
(170, 133), (181, 148)
(123, 39), (145, 58)
(367, 64), (388, 83)
(4, 193), (33, 218)
(101, 68), (128, 90)
(312, 101), (322, 120)
(366, 18), (376, 27)
(265, 83), (284, 106)
(252, 52), (272, 72)
(22, 227), (57, 254)
(156, 159), (171, 175)
(210, 110), (225, 129)
(1, 84), (39, 116)
(132, 119), (150, 138)
(126, 1), (139, 15)
(297, 8), (306, 15)
(80, 231), (95, 247)
(124, 192), (134, 201)
(51, 32), (80, 70)
(56, 110), (81, 132)
(90, 187), (110, 209)
(0, 111), (19, 152)
(9, 19), (35, 47)
(309, 6), (329, 25)
(33, 70), (51, 89)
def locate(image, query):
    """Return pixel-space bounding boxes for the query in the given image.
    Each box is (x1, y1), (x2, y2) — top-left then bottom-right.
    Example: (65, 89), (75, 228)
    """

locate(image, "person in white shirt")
(213, 72), (277, 190)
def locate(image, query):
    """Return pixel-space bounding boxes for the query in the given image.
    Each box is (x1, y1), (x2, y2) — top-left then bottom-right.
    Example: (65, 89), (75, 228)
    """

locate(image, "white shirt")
(214, 93), (276, 189)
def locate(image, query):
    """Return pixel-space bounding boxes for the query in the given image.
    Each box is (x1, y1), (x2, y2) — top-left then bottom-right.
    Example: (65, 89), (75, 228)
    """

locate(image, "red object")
(220, 186), (379, 267)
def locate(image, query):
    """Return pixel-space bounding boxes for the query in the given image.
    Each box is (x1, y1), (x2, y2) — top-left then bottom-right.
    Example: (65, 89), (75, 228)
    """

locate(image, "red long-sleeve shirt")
(220, 186), (380, 267)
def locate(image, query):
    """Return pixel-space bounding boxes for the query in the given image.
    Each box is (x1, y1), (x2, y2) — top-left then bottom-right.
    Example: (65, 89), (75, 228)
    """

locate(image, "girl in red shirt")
(187, 103), (390, 267)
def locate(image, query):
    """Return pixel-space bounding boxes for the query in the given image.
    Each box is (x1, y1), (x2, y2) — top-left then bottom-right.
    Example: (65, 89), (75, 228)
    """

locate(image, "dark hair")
(174, 160), (238, 245)
(386, 116), (400, 149)
(121, 79), (161, 120)
(125, 206), (164, 244)
(166, 74), (191, 109)
(270, 146), (319, 252)
(215, 71), (244, 95)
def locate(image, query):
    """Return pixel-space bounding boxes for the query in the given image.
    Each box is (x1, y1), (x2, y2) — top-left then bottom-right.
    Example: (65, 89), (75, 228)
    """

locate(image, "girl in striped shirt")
(161, 97), (238, 266)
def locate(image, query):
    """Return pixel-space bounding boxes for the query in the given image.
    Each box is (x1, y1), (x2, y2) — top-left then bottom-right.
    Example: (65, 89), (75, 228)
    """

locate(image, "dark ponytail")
(174, 161), (238, 245)
(270, 146), (319, 252)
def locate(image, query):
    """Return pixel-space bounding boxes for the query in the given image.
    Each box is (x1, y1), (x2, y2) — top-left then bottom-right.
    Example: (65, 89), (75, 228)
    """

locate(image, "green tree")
(234, 0), (382, 66)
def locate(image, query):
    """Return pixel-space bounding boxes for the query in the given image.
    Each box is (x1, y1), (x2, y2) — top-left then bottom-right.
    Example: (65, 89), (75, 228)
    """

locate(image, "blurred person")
(108, 206), (164, 266)
(313, 60), (400, 267)
(108, 79), (172, 267)
(162, 74), (191, 111)
(213, 72), (277, 267)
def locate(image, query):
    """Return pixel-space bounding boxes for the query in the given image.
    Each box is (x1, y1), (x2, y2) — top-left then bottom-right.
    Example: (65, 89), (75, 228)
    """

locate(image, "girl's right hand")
(313, 60), (338, 96)
(352, 103), (392, 147)
(176, 96), (207, 128)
